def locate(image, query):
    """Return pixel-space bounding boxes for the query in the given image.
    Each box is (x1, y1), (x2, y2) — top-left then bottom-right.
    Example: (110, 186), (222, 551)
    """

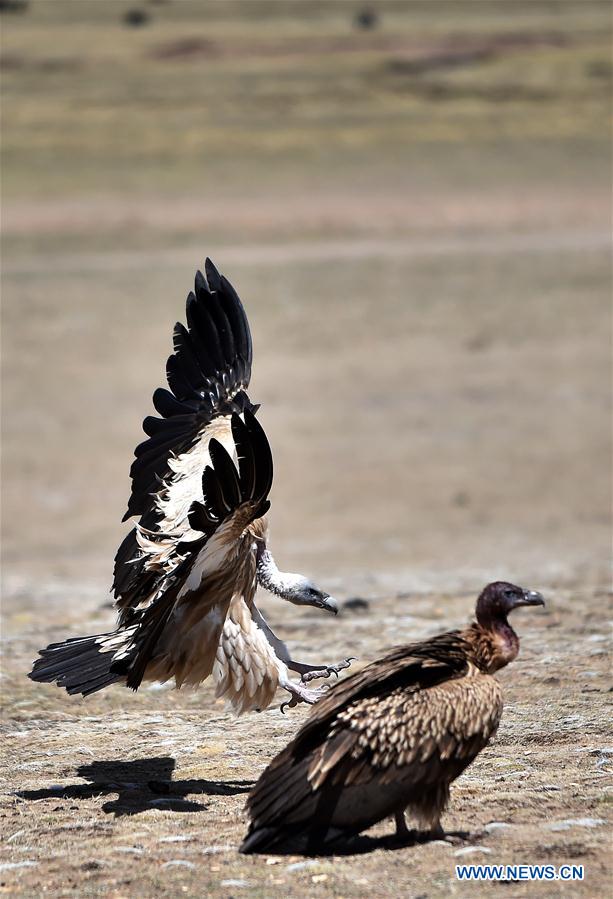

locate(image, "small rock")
(123, 8), (149, 27)
(354, 7), (379, 30)
(343, 597), (370, 612)
(546, 818), (606, 831)
(0, 861), (38, 872)
(220, 880), (250, 888)
(162, 861), (196, 870)
(286, 860), (318, 872)
(454, 847), (492, 857)
(158, 835), (194, 843)
(483, 822), (513, 834)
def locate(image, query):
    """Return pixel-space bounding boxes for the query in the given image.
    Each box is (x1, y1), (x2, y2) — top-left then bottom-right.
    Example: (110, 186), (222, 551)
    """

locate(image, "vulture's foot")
(289, 657), (355, 684)
(279, 678), (330, 714)
(391, 812), (449, 845)
(441, 831), (471, 845)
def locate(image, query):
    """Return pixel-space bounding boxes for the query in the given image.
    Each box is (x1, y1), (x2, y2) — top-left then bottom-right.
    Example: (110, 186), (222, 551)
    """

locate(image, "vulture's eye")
(503, 588), (517, 600)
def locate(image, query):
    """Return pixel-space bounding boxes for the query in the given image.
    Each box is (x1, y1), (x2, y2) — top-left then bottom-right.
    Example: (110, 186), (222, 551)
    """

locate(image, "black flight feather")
(172, 322), (209, 390)
(114, 259), (256, 601)
(151, 387), (189, 419)
(232, 415), (257, 500)
(187, 412), (273, 535)
(208, 439), (242, 511)
(201, 466), (228, 520)
(243, 409), (273, 503)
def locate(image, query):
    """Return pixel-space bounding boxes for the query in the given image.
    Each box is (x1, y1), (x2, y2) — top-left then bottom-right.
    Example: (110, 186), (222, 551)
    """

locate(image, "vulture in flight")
(30, 259), (351, 712)
(241, 581), (545, 853)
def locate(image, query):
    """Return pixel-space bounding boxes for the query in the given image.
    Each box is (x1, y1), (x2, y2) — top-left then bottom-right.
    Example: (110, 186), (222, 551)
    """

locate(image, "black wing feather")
(205, 292), (236, 362)
(232, 415), (257, 500)
(243, 409), (273, 502)
(115, 258), (256, 575)
(208, 439), (242, 511)
(188, 412), (273, 537)
(151, 387), (191, 419)
(172, 322), (210, 391)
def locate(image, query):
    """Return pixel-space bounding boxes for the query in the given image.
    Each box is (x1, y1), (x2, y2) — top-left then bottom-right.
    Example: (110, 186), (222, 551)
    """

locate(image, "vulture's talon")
(280, 698), (295, 715)
(279, 679), (329, 711)
(299, 657), (356, 684)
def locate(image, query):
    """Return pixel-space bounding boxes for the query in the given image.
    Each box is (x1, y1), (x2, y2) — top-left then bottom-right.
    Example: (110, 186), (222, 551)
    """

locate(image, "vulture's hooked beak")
(319, 594), (339, 615)
(515, 589), (545, 609)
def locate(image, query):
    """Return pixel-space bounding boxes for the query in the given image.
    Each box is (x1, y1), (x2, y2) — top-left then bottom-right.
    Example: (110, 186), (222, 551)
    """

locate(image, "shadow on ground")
(16, 756), (254, 816)
(242, 828), (474, 857)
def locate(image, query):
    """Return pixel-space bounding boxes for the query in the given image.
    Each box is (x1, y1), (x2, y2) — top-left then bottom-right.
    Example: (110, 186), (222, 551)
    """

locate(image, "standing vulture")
(241, 581), (545, 853)
(29, 259), (351, 712)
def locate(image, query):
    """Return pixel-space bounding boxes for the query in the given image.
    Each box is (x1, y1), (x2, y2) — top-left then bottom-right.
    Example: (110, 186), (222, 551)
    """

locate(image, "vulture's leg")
(393, 808), (446, 844)
(415, 820), (446, 843)
(288, 657), (355, 683)
(278, 675), (330, 713)
(250, 603), (356, 684)
(394, 810), (411, 840)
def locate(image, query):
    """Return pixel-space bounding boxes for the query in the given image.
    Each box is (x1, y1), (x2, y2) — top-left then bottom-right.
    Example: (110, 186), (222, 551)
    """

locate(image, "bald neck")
(464, 617), (520, 674)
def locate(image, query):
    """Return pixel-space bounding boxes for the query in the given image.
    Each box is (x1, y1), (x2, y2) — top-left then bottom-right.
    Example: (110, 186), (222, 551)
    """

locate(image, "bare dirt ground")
(2, 2), (612, 896)
(1, 586), (611, 897)
(2, 206), (611, 895)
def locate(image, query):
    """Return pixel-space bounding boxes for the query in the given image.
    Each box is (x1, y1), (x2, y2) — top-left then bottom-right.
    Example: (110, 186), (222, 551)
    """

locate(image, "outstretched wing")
(113, 258), (257, 612)
(117, 410), (274, 691)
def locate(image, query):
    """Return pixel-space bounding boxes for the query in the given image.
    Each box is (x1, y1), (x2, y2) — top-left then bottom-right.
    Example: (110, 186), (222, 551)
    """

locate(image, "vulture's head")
(476, 581), (544, 626)
(281, 575), (339, 614)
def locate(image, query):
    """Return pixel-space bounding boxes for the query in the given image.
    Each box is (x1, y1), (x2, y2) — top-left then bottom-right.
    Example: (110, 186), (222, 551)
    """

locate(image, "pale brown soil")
(2, 196), (612, 894)
(2, 181), (611, 896)
(1, 585), (611, 898)
(1, 2), (611, 896)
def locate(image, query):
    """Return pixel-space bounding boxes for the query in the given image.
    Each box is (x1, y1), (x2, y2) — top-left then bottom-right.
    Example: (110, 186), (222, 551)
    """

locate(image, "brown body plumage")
(241, 581), (544, 853)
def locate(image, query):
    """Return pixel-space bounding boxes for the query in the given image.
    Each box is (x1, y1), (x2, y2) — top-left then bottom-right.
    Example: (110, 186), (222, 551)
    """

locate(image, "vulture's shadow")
(316, 829), (473, 856)
(250, 830), (473, 857)
(17, 756), (254, 816)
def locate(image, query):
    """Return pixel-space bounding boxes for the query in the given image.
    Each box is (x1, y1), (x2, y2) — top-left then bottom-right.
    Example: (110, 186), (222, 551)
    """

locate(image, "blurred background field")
(2, 0), (610, 594)
(1, 2), (612, 897)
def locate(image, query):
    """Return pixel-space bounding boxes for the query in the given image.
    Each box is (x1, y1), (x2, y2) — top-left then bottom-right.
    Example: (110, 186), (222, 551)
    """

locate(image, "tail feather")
(239, 823), (324, 855)
(240, 826), (276, 854)
(29, 634), (125, 696)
